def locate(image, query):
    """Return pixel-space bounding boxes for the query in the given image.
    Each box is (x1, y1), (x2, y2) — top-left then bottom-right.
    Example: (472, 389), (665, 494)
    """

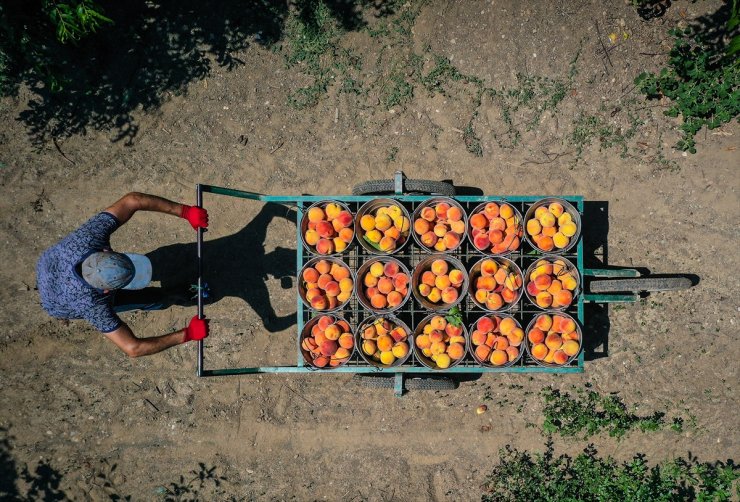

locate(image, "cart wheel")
(353, 375), (395, 389)
(405, 377), (458, 391)
(352, 178), (456, 196)
(590, 277), (693, 293)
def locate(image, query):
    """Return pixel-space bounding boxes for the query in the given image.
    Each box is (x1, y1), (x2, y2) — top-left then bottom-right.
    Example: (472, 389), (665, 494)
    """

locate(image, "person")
(36, 192), (210, 357)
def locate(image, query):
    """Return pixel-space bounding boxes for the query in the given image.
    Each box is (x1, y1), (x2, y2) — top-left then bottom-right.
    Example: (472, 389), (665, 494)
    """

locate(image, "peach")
(379, 351), (396, 365)
(443, 232), (461, 249)
(370, 293), (387, 309)
(470, 213), (487, 229)
(505, 346), (520, 361)
(450, 220), (466, 234)
(526, 219), (541, 236)
(418, 283), (432, 296)
(315, 260), (331, 275)
(531, 343), (548, 360)
(538, 236), (554, 252)
(377, 277), (393, 295)
(429, 316), (446, 330)
(434, 202), (449, 219)
(331, 264), (350, 281)
(432, 223), (447, 238)
(429, 330), (444, 344)
(447, 342), (465, 360)
(316, 221), (334, 239)
(431, 259), (448, 276)
(561, 340), (579, 357)
(305, 229), (320, 246)
(535, 315), (553, 331)
(382, 261), (399, 278)
(313, 355), (329, 368)
(553, 232), (569, 249)
(477, 276), (495, 291)
(561, 274), (578, 291)
(418, 271), (435, 287)
(484, 203), (500, 219)
(420, 207), (436, 222)
(499, 204), (514, 219)
(393, 273), (408, 289)
(490, 217), (506, 232)
(365, 262), (382, 278)
(390, 327), (406, 342)
(471, 330), (488, 346)
(337, 332), (354, 349)
(509, 328), (524, 346)
(499, 317), (516, 336)
(392, 342), (409, 359)
(375, 213), (392, 232)
(428, 287), (442, 303)
(337, 290), (351, 303)
(419, 231), (437, 248)
(528, 327), (545, 345)
(303, 267), (319, 284)
(339, 278), (353, 293)
(335, 211), (353, 228)
(324, 203), (341, 220)
(559, 317), (577, 334)
(536, 291), (553, 308)
(474, 289), (488, 304)
(435, 353), (451, 369)
(553, 290), (573, 308)
(433, 240), (447, 252)
(376, 335), (393, 352)
(475, 344), (492, 361)
(447, 205), (463, 221)
(477, 316), (495, 333)
(415, 334), (431, 349)
(308, 207), (325, 223)
(448, 269), (464, 286)
(480, 259), (498, 277)
(334, 346), (350, 359)
(441, 287), (458, 304)
(473, 233), (490, 250)
(315, 239), (334, 255)
(561, 222), (577, 237)
(320, 340), (338, 356)
(327, 296), (338, 310)
(311, 295), (328, 310)
(434, 274), (450, 290)
(364, 275), (379, 291)
(490, 350), (508, 366)
(485, 293), (503, 310)
(501, 287), (517, 303)
(485, 333), (496, 347)
(553, 350), (569, 365)
(542, 226), (557, 237)
(534, 274), (552, 291)
(494, 268), (507, 285)
(414, 218), (430, 236)
(324, 281), (340, 297)
(445, 324), (462, 337)
(547, 280), (562, 294)
(324, 324), (341, 341)
(317, 316), (333, 331)
(493, 336), (509, 350)
(385, 291), (402, 307)
(378, 236), (396, 252)
(548, 202), (563, 217)
(545, 333), (562, 350)
(488, 229), (503, 245)
(316, 274), (331, 290)
(365, 229), (381, 244)
(431, 341), (446, 355)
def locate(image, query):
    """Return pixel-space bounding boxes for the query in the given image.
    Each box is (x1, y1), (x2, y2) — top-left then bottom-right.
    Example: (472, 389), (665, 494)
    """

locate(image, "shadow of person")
(146, 202), (297, 332)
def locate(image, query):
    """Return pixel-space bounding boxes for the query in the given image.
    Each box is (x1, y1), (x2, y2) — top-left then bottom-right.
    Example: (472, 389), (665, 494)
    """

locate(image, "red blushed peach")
(471, 330), (487, 346)
(470, 213), (488, 229)
(490, 350), (508, 366)
(377, 277), (393, 295)
(484, 203), (499, 219)
(534, 274), (552, 291)
(431, 259), (448, 276)
(311, 295), (328, 310)
(553, 350), (569, 365)
(393, 273), (409, 290)
(327, 296), (338, 309)
(386, 291), (403, 307)
(315, 221), (334, 239)
(501, 287), (517, 304)
(535, 314), (553, 331)
(421, 271), (436, 287)
(441, 287), (458, 304)
(390, 327), (407, 342)
(333, 346), (351, 360)
(526, 280), (539, 297)
(445, 325), (462, 338)
(335, 210), (353, 228)
(528, 327), (545, 344)
(339, 333), (355, 349)
(494, 268), (507, 286)
(545, 333), (562, 350)
(475, 344), (492, 361)
(383, 261), (400, 277)
(421, 207), (436, 222)
(418, 283), (432, 296)
(313, 355), (329, 368)
(320, 340), (338, 356)
(490, 217), (506, 232)
(324, 281), (340, 297)
(485, 333), (496, 347)
(531, 343), (548, 360)
(316, 239), (334, 255)
(366, 287), (379, 299)
(414, 218), (430, 235)
(476, 276), (496, 291)
(506, 346), (519, 361)
(317, 274), (332, 290)
(306, 288), (322, 303)
(443, 232), (461, 249)
(474, 289), (488, 304)
(435, 202), (450, 219)
(370, 293), (387, 309)
(336, 320), (350, 332)
(562, 330), (579, 342)
(338, 227), (354, 243)
(493, 336), (509, 350)
(447, 342), (464, 360)
(477, 316), (495, 333)
(303, 267), (319, 284)
(553, 290), (573, 308)
(480, 259), (497, 277)
(536, 291), (553, 308)
(448, 269), (464, 286)
(318, 316), (334, 331)
(473, 233), (490, 250)
(488, 229), (504, 245)
(314, 331), (327, 346)
(558, 317), (577, 335)
(485, 293), (504, 311)
(429, 330), (444, 343)
(420, 231), (438, 247)
(385, 226), (401, 241)
(447, 206), (463, 222)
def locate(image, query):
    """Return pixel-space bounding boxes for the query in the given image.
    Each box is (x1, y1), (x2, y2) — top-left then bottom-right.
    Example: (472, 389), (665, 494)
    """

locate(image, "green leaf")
(444, 305), (463, 327)
(362, 234), (383, 251)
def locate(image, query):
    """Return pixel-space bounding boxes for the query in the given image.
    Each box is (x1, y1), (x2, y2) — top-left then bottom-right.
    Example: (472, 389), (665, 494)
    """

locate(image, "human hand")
(183, 315), (209, 342)
(180, 205), (209, 229)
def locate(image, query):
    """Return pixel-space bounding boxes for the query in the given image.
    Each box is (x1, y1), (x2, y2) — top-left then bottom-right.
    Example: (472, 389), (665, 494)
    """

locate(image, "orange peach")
(324, 324), (341, 341)
(470, 213), (488, 229)
(330, 265), (350, 281)
(528, 327), (545, 344)
(414, 218), (430, 235)
(370, 293), (387, 309)
(320, 340), (338, 357)
(534, 274), (552, 291)
(490, 350), (508, 366)
(501, 287), (517, 303)
(377, 277), (393, 295)
(531, 343), (548, 360)
(311, 295), (328, 310)
(488, 229), (504, 244)
(392, 342), (409, 359)
(443, 232), (461, 249)
(538, 236), (554, 252)
(441, 287), (458, 304)
(553, 290), (573, 308)
(447, 206), (463, 221)
(499, 317), (516, 336)
(448, 269), (464, 286)
(431, 259), (448, 276)
(445, 324), (462, 337)
(475, 344), (492, 361)
(473, 233), (490, 250)
(471, 330), (487, 346)
(420, 207), (436, 222)
(308, 206), (325, 223)
(477, 316), (495, 333)
(313, 355), (329, 368)
(315, 239), (334, 254)
(418, 283), (432, 296)
(450, 220), (466, 234)
(493, 336), (509, 350)
(545, 333), (562, 350)
(427, 287), (442, 303)
(431, 341), (446, 355)
(535, 315), (553, 331)
(435, 274), (451, 290)
(481, 259), (498, 277)
(499, 204), (514, 219)
(376, 335), (393, 352)
(562, 340), (580, 356)
(415, 334), (431, 349)
(386, 291), (403, 308)
(338, 333), (354, 349)
(509, 328), (524, 346)
(553, 350), (569, 365)
(324, 281), (340, 297)
(447, 342), (465, 360)
(378, 236), (396, 252)
(506, 346), (519, 362)
(429, 329), (444, 343)
(561, 274), (578, 291)
(485, 293), (504, 310)
(475, 289), (488, 304)
(379, 351), (396, 365)
(476, 276), (496, 291)
(484, 202), (499, 219)
(303, 267), (319, 284)
(536, 291), (553, 308)
(494, 268), (507, 285)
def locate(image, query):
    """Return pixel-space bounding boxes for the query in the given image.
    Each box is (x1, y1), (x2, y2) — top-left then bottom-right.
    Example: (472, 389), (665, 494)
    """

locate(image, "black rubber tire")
(353, 374), (395, 389)
(405, 377), (458, 391)
(352, 179), (456, 196)
(590, 277), (693, 293)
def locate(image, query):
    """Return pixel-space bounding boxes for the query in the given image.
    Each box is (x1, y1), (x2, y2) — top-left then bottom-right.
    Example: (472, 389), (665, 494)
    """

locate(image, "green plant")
(541, 386), (671, 439)
(44, 0), (112, 44)
(481, 440), (739, 502)
(635, 28), (740, 153)
(568, 112), (643, 161)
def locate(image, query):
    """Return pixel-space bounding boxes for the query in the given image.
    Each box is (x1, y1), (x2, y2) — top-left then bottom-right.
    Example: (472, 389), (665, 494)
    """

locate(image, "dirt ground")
(0, 0), (738, 500)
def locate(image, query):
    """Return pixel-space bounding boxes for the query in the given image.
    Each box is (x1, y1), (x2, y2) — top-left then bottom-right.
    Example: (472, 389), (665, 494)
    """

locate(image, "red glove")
(180, 205), (209, 229)
(184, 315), (209, 342)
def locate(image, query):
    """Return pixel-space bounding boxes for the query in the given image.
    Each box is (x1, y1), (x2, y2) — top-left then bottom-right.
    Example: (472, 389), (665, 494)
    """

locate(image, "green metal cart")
(193, 172), (692, 396)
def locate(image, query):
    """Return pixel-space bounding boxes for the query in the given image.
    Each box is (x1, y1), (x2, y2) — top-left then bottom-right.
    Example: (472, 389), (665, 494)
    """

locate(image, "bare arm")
(104, 192), (184, 225)
(105, 323), (186, 357)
